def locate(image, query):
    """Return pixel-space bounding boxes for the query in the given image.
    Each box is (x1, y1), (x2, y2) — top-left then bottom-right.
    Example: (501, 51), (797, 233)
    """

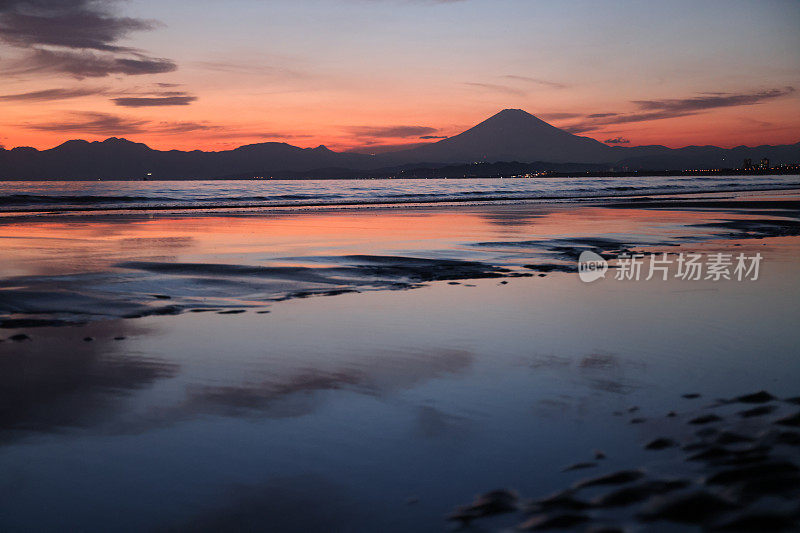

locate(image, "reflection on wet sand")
(0, 331), (473, 442)
(0, 192), (798, 532)
(0, 320), (175, 444)
(141, 348), (472, 424)
(415, 405), (471, 440)
(1, 194), (799, 328)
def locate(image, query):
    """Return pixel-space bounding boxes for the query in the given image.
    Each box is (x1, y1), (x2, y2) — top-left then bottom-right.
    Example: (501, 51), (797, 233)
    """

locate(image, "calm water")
(1, 194), (799, 531)
(0, 175), (798, 212)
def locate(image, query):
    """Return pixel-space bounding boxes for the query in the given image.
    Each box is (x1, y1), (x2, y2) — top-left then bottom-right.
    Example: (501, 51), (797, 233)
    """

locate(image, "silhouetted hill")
(615, 143), (800, 170)
(382, 109), (614, 164)
(0, 137), (373, 179)
(1, 110), (798, 179)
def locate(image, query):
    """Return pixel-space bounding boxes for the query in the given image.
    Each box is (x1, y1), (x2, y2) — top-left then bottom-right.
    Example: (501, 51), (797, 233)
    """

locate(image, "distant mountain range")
(1, 109), (798, 179)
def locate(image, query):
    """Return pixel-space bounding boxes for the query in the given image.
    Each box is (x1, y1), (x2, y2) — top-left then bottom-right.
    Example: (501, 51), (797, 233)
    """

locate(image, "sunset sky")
(1, 0), (799, 152)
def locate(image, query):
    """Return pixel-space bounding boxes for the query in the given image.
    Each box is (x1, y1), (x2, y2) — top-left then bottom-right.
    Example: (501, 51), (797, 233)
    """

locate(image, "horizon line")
(3, 108), (799, 154)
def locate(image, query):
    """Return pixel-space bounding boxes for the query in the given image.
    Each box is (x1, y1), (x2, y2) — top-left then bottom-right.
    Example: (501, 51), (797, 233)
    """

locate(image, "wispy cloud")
(502, 75), (567, 90)
(604, 137), (630, 144)
(25, 112), (211, 135)
(632, 87), (796, 113)
(0, 85), (198, 106)
(23, 111), (311, 140)
(346, 125), (438, 138)
(201, 131), (314, 140)
(194, 60), (305, 80)
(154, 121), (219, 134)
(4, 47), (176, 78)
(0, 87), (106, 101)
(0, 0), (157, 52)
(26, 111), (149, 134)
(113, 95), (197, 107)
(564, 87), (795, 133)
(563, 111), (695, 134)
(466, 75), (566, 97)
(464, 82), (526, 96)
(346, 141), (434, 154)
(538, 112), (583, 120)
(343, 122), (443, 153)
(0, 0), (176, 78)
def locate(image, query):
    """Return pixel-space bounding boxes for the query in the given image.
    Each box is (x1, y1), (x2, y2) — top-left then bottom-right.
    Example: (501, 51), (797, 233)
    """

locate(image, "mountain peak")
(484, 108), (550, 127)
(102, 137), (131, 144)
(93, 137), (153, 152)
(387, 108), (613, 164)
(495, 108), (531, 117)
(54, 139), (90, 149)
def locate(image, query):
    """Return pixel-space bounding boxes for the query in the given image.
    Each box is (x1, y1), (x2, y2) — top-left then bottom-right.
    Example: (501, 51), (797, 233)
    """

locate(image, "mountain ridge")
(382, 108), (614, 164)
(1, 109), (798, 179)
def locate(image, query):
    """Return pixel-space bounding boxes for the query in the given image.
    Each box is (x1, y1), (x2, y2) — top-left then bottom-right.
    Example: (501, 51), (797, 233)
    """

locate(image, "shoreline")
(1, 183), (799, 219)
(2, 189), (799, 329)
(1, 167), (798, 182)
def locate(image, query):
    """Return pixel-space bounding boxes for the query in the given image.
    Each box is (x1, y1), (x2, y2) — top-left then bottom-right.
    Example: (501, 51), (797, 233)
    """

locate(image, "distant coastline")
(2, 110), (799, 180)
(1, 164), (798, 182)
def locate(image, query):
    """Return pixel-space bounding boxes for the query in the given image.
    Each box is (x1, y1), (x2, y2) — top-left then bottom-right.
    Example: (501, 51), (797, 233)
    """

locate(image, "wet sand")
(1, 190), (799, 531)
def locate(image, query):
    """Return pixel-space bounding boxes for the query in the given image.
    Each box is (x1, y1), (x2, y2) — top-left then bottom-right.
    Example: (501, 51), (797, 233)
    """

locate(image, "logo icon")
(578, 251), (608, 282)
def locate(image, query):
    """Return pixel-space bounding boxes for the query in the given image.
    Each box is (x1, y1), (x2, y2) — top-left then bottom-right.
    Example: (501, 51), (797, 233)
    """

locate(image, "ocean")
(1, 174), (798, 213)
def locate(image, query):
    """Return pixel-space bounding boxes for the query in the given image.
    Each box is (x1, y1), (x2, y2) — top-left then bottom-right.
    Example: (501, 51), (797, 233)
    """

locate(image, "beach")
(1, 184), (800, 531)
